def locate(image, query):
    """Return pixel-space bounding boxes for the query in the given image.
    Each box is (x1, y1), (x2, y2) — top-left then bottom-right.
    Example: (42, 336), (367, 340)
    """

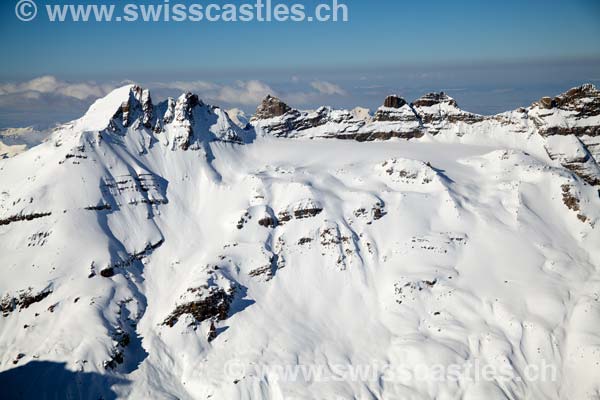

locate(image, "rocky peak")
(535, 84), (599, 114)
(108, 85), (155, 129)
(410, 91), (486, 130)
(374, 95), (418, 123)
(252, 95), (292, 120)
(174, 93), (202, 123)
(530, 84), (600, 137)
(169, 93), (204, 150)
(111, 85), (142, 127)
(382, 95), (407, 109)
(140, 89), (153, 128)
(163, 98), (176, 124)
(412, 92), (458, 108)
(63, 85), (245, 153)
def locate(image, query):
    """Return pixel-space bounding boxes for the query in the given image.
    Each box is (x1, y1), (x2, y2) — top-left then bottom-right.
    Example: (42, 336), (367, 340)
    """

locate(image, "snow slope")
(1, 84), (600, 400)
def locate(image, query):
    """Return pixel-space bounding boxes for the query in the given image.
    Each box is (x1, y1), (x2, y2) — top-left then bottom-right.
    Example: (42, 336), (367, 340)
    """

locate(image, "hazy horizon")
(1, 0), (599, 128)
(1, 57), (599, 129)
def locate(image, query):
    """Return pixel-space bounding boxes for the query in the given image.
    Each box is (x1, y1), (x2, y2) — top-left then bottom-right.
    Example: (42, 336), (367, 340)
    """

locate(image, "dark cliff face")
(252, 95), (292, 120)
(373, 96), (417, 123)
(383, 95), (407, 109)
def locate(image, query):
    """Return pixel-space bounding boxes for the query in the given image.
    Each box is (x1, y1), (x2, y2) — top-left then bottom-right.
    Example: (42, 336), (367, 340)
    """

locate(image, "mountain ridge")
(39, 82), (600, 186)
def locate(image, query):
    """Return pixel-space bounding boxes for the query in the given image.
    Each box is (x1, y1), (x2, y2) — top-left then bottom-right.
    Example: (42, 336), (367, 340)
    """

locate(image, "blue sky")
(1, 0), (599, 128)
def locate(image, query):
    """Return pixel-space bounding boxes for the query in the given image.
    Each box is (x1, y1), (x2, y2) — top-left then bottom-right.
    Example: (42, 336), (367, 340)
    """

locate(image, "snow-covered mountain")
(1, 83), (600, 399)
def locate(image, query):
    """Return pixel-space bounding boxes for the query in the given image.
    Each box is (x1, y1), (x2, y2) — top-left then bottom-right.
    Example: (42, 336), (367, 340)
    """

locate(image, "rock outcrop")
(252, 95), (292, 120)
(162, 286), (235, 327)
(529, 83), (600, 137)
(544, 135), (600, 186)
(412, 92), (485, 129)
(383, 95), (407, 109)
(373, 96), (418, 123)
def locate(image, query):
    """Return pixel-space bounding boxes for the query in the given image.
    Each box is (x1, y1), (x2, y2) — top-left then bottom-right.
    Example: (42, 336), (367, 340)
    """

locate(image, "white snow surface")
(227, 108), (251, 129)
(1, 85), (600, 400)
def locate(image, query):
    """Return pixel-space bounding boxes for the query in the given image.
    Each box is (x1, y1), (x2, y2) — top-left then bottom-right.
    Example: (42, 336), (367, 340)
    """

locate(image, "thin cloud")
(0, 76), (114, 100)
(156, 80), (219, 93)
(155, 79), (349, 106)
(157, 79), (276, 105)
(310, 81), (347, 96)
(216, 80), (275, 105)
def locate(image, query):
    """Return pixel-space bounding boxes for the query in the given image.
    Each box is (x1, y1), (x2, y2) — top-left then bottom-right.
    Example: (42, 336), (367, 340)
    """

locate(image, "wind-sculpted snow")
(1, 85), (600, 399)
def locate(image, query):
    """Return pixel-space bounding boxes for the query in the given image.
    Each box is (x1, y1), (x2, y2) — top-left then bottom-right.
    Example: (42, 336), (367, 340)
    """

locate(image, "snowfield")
(1, 84), (600, 399)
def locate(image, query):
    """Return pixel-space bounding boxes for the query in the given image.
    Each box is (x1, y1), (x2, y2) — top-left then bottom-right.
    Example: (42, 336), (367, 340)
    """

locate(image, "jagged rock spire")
(109, 85), (153, 128)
